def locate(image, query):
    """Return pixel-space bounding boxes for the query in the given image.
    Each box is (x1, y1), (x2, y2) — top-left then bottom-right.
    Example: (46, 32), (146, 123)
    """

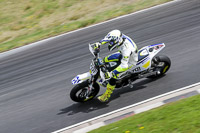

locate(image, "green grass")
(89, 95), (200, 133)
(0, 0), (172, 52)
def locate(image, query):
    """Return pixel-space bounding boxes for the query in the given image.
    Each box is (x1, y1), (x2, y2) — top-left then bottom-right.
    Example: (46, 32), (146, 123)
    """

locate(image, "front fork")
(85, 71), (99, 99)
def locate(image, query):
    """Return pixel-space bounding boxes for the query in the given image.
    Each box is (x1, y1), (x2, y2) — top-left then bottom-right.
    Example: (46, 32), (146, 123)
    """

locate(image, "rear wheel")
(70, 80), (100, 102)
(148, 55), (171, 78)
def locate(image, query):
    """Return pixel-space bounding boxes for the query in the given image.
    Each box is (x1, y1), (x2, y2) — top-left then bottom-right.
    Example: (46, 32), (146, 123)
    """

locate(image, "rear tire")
(70, 80), (100, 102)
(147, 55), (171, 78)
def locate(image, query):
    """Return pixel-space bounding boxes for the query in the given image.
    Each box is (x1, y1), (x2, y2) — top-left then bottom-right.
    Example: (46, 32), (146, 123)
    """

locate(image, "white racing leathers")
(108, 34), (138, 77)
(119, 34), (138, 69)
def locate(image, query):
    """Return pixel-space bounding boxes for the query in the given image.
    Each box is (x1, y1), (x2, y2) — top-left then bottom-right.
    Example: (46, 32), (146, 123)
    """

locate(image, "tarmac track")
(0, 0), (200, 133)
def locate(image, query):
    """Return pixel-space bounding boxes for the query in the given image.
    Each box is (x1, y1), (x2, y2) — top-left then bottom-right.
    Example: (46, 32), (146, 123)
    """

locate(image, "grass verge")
(89, 95), (200, 133)
(0, 0), (172, 53)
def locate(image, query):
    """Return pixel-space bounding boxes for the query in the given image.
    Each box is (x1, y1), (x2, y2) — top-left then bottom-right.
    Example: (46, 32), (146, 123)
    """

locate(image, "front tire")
(70, 80), (100, 102)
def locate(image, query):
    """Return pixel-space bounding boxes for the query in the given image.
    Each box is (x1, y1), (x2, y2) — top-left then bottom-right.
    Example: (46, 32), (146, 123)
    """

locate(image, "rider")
(93, 29), (138, 102)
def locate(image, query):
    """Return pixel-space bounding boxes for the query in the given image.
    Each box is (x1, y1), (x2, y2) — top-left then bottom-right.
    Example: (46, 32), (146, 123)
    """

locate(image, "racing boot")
(98, 83), (115, 102)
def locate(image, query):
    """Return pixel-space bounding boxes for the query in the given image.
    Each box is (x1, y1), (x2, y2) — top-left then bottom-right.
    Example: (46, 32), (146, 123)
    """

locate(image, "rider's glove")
(94, 42), (101, 50)
(94, 42), (100, 50)
(92, 42), (101, 55)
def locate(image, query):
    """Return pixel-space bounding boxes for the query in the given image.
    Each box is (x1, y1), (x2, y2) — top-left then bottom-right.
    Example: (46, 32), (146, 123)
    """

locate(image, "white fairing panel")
(71, 72), (91, 85)
(130, 43), (165, 73)
(148, 43), (165, 58)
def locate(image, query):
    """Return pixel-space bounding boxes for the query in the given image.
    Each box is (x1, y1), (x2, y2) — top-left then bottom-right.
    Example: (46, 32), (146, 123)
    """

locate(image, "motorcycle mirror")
(89, 44), (95, 57)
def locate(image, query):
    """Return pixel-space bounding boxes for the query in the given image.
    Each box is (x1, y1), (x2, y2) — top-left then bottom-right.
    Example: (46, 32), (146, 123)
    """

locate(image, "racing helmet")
(103, 30), (123, 51)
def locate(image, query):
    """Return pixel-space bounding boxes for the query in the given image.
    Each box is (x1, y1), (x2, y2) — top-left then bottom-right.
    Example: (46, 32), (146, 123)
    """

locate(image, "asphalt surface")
(0, 0), (200, 133)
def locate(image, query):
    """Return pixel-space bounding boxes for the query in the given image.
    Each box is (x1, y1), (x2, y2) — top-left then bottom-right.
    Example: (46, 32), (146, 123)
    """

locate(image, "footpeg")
(156, 71), (161, 75)
(128, 79), (134, 88)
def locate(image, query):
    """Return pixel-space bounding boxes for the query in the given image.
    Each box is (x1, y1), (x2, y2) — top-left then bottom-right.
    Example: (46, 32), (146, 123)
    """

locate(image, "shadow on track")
(110, 78), (157, 101)
(57, 76), (164, 116)
(57, 99), (109, 115)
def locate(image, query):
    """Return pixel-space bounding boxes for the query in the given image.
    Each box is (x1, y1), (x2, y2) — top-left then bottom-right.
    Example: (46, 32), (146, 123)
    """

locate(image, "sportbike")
(70, 43), (171, 102)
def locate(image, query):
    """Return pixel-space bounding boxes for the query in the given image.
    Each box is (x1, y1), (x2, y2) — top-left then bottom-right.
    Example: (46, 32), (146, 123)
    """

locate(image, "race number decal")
(72, 76), (80, 85)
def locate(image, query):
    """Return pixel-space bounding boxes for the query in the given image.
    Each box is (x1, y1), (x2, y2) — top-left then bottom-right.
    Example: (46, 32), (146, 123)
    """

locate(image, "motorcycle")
(70, 43), (171, 102)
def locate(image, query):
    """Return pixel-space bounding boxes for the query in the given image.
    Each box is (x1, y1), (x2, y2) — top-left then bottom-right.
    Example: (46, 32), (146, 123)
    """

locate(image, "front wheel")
(148, 55), (171, 78)
(70, 80), (100, 102)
